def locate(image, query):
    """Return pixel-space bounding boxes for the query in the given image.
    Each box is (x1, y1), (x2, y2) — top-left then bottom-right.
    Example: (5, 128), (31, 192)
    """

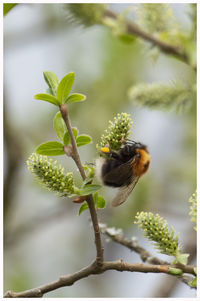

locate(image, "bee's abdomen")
(133, 149), (151, 177)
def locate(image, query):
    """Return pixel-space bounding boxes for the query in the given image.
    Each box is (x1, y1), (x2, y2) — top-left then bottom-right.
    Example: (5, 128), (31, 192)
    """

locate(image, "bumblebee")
(96, 140), (150, 207)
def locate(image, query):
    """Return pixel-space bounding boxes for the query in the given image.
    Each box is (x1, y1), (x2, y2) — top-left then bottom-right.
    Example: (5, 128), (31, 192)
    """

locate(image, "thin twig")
(60, 104), (85, 179)
(100, 223), (196, 288)
(59, 104), (104, 264)
(151, 228), (197, 297)
(4, 260), (195, 298)
(104, 9), (189, 64)
(100, 223), (168, 265)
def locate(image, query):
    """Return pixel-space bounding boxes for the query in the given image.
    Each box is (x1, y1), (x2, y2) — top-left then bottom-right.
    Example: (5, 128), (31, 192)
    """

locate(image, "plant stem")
(59, 104), (104, 264)
(4, 260), (196, 297)
(100, 223), (169, 265)
(104, 9), (189, 64)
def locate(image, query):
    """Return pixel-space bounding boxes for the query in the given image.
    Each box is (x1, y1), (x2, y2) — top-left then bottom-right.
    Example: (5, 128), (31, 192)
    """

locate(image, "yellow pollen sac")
(100, 147), (110, 153)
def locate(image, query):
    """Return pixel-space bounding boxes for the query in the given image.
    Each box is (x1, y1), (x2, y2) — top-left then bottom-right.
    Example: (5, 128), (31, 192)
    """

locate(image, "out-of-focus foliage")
(3, 4), (18, 16)
(136, 4), (178, 36)
(135, 3), (196, 67)
(128, 3), (196, 110)
(189, 191), (197, 231)
(66, 3), (107, 27)
(128, 82), (195, 113)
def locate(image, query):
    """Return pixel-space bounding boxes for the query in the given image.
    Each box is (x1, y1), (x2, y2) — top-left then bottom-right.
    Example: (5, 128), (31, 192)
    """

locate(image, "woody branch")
(4, 260), (195, 298)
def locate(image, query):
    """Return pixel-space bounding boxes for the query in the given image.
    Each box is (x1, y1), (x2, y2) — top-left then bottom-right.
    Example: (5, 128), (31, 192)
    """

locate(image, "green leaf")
(57, 72), (75, 104)
(63, 127), (79, 145)
(97, 196), (106, 208)
(93, 192), (98, 204)
(46, 88), (54, 96)
(79, 202), (89, 215)
(194, 267), (197, 275)
(63, 132), (70, 145)
(53, 112), (67, 142)
(83, 164), (95, 181)
(4, 4), (17, 16)
(36, 141), (65, 156)
(169, 267), (183, 276)
(79, 184), (101, 196)
(34, 93), (59, 106)
(43, 71), (59, 96)
(72, 127), (79, 139)
(66, 93), (86, 104)
(76, 135), (92, 147)
(174, 253), (189, 265)
(189, 277), (197, 288)
(118, 33), (135, 44)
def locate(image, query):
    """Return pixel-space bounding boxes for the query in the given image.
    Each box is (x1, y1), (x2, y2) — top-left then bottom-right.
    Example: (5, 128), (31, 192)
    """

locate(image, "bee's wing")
(111, 176), (139, 207)
(102, 158), (135, 187)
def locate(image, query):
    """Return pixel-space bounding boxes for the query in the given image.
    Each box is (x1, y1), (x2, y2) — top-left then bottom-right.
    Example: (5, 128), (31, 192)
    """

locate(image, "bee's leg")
(85, 162), (95, 166)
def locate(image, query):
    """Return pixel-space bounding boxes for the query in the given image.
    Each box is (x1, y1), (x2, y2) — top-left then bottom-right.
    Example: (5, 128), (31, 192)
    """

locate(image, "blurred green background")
(4, 3), (196, 298)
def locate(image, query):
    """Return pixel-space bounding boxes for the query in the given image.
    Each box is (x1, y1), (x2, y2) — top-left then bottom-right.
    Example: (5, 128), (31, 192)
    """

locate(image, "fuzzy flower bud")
(27, 153), (77, 197)
(98, 113), (133, 151)
(128, 83), (194, 112)
(66, 4), (107, 27)
(134, 212), (180, 257)
(136, 4), (178, 35)
(189, 191), (197, 231)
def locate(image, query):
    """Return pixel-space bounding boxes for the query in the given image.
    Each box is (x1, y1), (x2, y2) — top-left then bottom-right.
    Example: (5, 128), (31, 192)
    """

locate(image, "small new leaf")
(189, 277), (197, 288)
(83, 164), (95, 179)
(72, 127), (79, 138)
(34, 93), (59, 106)
(43, 71), (59, 96)
(79, 202), (89, 215)
(93, 192), (106, 209)
(53, 112), (67, 142)
(79, 184), (101, 196)
(63, 132), (70, 145)
(174, 253), (189, 265)
(76, 135), (92, 147)
(82, 177), (92, 186)
(118, 33), (135, 44)
(57, 72), (75, 104)
(93, 192), (98, 203)
(66, 93), (86, 104)
(63, 128), (79, 145)
(36, 141), (65, 156)
(97, 195), (106, 208)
